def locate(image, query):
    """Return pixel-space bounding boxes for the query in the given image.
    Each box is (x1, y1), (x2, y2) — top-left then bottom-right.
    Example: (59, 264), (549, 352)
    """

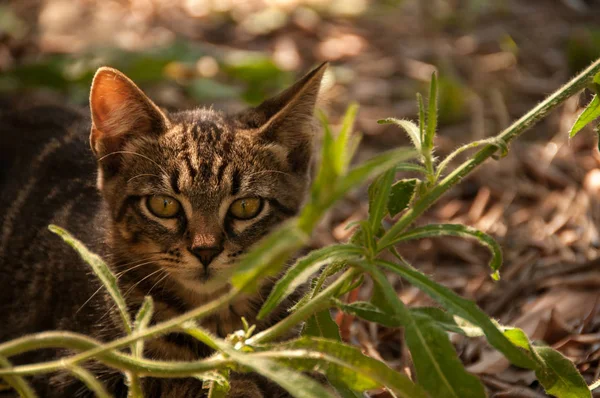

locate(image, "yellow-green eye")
(229, 198), (263, 220)
(146, 195), (181, 218)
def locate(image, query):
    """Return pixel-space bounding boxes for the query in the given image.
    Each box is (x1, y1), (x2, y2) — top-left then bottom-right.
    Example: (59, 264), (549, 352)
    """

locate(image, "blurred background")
(2, 0), (600, 396)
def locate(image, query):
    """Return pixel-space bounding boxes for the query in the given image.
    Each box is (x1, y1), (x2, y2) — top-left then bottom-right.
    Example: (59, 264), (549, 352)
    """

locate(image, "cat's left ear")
(238, 62), (328, 172)
(89, 67), (168, 159)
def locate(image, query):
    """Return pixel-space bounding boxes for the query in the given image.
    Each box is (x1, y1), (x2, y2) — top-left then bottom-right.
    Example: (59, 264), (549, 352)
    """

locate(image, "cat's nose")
(190, 246), (223, 268)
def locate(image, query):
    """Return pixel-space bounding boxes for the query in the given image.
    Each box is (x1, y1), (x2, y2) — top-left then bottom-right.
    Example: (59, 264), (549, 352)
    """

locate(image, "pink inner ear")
(91, 70), (138, 130)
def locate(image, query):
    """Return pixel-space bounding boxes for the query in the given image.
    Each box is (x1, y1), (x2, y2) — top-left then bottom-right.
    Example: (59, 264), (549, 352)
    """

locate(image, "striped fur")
(0, 64), (327, 397)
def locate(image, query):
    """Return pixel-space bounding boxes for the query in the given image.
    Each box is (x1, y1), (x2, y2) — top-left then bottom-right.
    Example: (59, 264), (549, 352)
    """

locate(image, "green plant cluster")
(3, 60), (600, 398)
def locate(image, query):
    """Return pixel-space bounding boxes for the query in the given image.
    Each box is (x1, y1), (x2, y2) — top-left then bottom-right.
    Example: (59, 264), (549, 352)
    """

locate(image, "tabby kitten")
(0, 62), (327, 397)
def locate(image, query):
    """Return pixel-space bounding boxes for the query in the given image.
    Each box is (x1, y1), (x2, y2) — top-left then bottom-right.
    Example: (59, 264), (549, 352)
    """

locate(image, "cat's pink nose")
(190, 246), (223, 268)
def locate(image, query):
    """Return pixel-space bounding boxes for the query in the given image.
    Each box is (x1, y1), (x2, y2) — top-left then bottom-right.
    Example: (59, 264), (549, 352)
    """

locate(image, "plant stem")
(0, 331), (232, 377)
(378, 58), (600, 250)
(0, 289), (239, 376)
(248, 268), (360, 345)
(0, 355), (37, 397)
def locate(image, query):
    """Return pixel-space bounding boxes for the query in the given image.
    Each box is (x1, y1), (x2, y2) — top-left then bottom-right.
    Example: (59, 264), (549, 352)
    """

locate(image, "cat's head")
(89, 63), (326, 293)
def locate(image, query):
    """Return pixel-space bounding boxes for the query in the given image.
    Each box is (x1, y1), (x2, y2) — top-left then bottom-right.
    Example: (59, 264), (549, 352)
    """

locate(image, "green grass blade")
(49, 225), (132, 334)
(570, 94), (600, 137)
(261, 337), (428, 398)
(377, 118), (422, 153)
(380, 223), (503, 280)
(375, 259), (537, 369)
(258, 244), (363, 319)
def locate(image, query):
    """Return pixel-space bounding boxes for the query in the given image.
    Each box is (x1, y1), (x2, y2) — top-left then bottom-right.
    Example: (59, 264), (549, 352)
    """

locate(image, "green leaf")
(333, 148), (416, 208)
(405, 315), (486, 398)
(388, 179), (418, 217)
(368, 168), (396, 232)
(381, 224), (503, 279)
(377, 118), (422, 153)
(203, 370), (230, 398)
(417, 93), (426, 144)
(396, 162), (428, 175)
(132, 296), (154, 357)
(234, 355), (335, 398)
(425, 72), (438, 150)
(300, 147), (416, 232)
(333, 300), (403, 327)
(362, 263), (485, 398)
(302, 310), (341, 341)
(534, 345), (591, 398)
(570, 94), (600, 137)
(411, 307), (485, 338)
(231, 223), (308, 291)
(335, 103), (359, 174)
(375, 259), (537, 369)
(258, 244), (363, 319)
(263, 337), (428, 398)
(48, 225), (132, 334)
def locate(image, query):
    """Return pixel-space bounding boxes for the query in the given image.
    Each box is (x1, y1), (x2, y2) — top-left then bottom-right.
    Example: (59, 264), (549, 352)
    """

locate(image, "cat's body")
(0, 64), (327, 397)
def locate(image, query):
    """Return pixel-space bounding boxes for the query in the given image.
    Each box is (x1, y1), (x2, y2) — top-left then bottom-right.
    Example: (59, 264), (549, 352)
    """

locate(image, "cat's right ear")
(89, 67), (168, 162)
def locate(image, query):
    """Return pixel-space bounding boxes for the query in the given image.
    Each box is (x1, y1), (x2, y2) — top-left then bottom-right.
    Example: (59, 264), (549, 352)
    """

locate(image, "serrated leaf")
(263, 337), (428, 398)
(570, 94), (600, 137)
(388, 179), (418, 217)
(48, 225), (132, 334)
(259, 245), (363, 319)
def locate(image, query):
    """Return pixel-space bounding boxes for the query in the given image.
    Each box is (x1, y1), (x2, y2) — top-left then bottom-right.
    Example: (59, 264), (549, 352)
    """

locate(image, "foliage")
(3, 60), (600, 398)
